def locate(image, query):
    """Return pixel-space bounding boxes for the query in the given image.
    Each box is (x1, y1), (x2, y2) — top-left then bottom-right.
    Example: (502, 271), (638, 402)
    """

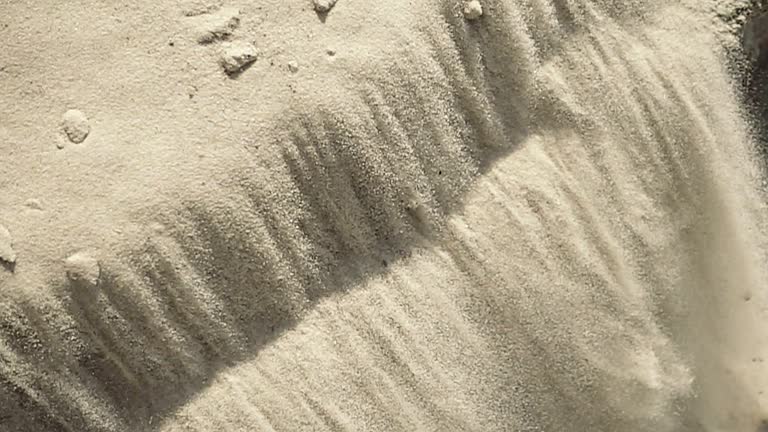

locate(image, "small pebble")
(24, 199), (43, 210)
(0, 224), (16, 264)
(220, 40), (258, 75)
(313, 0), (337, 13)
(326, 48), (336, 56)
(65, 252), (101, 287)
(61, 109), (90, 144)
(190, 7), (240, 44)
(287, 60), (299, 73)
(463, 0), (483, 20)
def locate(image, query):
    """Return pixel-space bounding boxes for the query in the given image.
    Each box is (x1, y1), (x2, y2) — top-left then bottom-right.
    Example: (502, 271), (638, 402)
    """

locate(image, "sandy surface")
(1, 0), (768, 431)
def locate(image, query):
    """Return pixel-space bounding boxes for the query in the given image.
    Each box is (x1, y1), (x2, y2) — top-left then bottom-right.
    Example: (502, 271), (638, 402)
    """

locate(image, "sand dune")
(1, 0), (767, 431)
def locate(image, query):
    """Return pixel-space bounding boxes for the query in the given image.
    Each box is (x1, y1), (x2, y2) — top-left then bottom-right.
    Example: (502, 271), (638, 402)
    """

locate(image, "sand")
(1, 0), (768, 431)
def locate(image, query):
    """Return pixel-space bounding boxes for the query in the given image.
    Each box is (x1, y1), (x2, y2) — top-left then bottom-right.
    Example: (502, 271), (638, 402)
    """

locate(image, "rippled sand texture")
(1, 0), (767, 431)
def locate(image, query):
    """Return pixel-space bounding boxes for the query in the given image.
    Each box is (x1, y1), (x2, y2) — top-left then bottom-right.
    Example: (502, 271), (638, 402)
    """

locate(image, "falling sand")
(1, 0), (768, 431)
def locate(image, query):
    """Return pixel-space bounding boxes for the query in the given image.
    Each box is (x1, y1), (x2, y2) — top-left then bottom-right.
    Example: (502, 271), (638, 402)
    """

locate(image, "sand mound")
(1, 0), (767, 431)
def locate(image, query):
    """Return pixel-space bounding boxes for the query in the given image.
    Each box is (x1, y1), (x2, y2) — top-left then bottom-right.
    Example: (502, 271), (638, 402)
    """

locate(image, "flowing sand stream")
(1, 0), (768, 431)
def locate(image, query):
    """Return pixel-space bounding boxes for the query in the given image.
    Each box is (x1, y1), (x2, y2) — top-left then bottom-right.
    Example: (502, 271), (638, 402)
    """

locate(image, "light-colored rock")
(287, 60), (299, 73)
(313, 0), (337, 13)
(463, 0), (483, 20)
(61, 109), (90, 144)
(0, 224), (16, 264)
(65, 252), (101, 287)
(220, 41), (258, 75)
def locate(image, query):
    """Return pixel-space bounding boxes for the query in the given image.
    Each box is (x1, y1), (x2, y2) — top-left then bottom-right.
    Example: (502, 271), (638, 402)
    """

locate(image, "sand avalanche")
(0, 0), (767, 431)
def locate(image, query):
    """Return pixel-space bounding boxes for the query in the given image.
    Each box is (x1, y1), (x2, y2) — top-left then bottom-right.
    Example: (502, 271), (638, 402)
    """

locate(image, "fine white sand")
(1, 0), (768, 431)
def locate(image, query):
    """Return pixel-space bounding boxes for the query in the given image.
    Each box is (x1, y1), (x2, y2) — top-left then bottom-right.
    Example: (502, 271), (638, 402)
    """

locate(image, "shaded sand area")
(2, 0), (768, 430)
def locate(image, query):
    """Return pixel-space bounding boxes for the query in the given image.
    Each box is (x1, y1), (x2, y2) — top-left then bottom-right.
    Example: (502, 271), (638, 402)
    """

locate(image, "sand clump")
(60, 109), (90, 144)
(219, 40), (258, 75)
(23, 199), (43, 211)
(0, 223), (16, 264)
(187, 6), (240, 44)
(463, 1), (483, 20)
(64, 252), (101, 288)
(181, 0), (223, 17)
(313, 0), (338, 13)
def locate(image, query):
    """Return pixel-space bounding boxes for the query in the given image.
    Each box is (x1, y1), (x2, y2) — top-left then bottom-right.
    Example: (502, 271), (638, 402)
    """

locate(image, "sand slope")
(1, 0), (768, 431)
